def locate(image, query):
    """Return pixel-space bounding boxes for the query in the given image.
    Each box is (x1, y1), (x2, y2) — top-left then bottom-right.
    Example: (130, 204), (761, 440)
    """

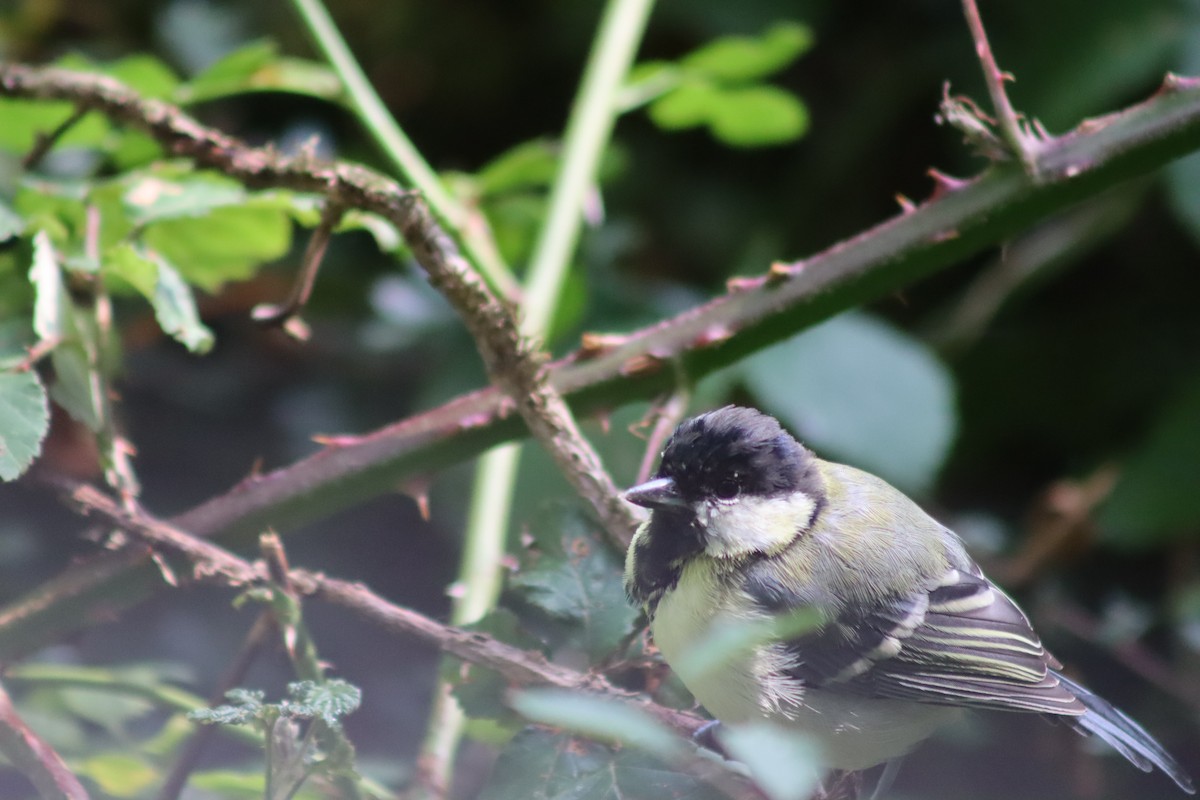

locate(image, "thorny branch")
(61, 480), (769, 799)
(7, 62), (1200, 664)
(0, 62), (639, 550)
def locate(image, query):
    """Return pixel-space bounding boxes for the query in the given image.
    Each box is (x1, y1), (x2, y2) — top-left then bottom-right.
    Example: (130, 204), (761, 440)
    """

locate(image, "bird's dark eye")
(715, 476), (740, 500)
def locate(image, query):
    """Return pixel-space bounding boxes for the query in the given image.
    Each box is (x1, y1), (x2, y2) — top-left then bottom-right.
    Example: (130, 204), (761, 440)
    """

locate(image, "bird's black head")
(623, 407), (824, 603)
(646, 406), (816, 503)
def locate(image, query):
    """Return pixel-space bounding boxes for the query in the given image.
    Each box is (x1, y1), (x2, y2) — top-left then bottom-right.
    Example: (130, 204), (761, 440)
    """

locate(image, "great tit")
(623, 405), (1194, 793)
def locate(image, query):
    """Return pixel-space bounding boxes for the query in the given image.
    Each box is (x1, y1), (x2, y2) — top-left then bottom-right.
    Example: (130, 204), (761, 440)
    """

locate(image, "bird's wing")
(746, 561), (1086, 715)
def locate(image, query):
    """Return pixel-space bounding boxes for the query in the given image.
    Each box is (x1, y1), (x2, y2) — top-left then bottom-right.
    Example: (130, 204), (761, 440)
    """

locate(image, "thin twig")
(252, 200), (347, 339)
(155, 614), (275, 800)
(0, 680), (89, 800)
(960, 0), (1043, 177)
(22, 105), (89, 170)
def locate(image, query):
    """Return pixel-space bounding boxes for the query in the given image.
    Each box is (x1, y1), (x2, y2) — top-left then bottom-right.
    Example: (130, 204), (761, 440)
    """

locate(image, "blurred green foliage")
(0, 1), (1197, 799)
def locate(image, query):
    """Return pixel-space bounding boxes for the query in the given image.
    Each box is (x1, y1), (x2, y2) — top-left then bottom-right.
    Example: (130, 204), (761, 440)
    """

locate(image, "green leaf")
(648, 82), (723, 130)
(511, 690), (686, 760)
(79, 753), (159, 798)
(287, 679), (361, 726)
(508, 504), (638, 661)
(480, 728), (724, 800)
(142, 202), (293, 291)
(715, 722), (821, 800)
(706, 85), (808, 147)
(150, 254), (215, 353)
(49, 344), (100, 430)
(1099, 374), (1200, 546)
(681, 22), (813, 83)
(476, 139), (561, 196)
(740, 311), (957, 494)
(0, 371), (50, 481)
(0, 54), (177, 154)
(177, 39), (344, 105)
(121, 170), (249, 225)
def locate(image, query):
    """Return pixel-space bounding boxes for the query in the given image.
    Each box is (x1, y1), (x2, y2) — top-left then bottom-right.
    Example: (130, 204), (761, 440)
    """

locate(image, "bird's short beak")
(624, 476), (688, 509)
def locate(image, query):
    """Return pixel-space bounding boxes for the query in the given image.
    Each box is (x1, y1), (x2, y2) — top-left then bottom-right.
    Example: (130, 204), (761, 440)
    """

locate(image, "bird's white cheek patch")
(700, 493), (817, 558)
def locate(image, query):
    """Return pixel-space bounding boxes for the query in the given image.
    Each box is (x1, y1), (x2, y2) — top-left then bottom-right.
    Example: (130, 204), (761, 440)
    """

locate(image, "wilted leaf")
(740, 311), (957, 494)
(0, 371), (50, 481)
(509, 504), (638, 661)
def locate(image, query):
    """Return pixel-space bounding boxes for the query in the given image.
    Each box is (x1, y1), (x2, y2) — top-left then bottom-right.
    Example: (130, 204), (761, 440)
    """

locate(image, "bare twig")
(0, 680), (89, 800)
(155, 614), (275, 800)
(22, 105), (89, 170)
(961, 0), (1045, 176)
(632, 389), (691, 485)
(252, 200), (347, 339)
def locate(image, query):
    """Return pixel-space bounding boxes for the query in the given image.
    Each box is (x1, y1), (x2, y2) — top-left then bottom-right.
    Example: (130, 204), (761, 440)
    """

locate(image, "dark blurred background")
(1, 1), (1198, 798)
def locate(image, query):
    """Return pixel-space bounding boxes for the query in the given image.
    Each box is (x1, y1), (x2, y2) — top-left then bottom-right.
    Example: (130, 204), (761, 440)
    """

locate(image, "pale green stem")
(416, 1), (654, 792)
(522, 0), (655, 336)
(289, 0), (516, 295)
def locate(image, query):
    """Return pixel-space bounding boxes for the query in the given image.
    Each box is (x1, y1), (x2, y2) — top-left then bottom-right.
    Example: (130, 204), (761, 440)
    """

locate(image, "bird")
(623, 404), (1194, 794)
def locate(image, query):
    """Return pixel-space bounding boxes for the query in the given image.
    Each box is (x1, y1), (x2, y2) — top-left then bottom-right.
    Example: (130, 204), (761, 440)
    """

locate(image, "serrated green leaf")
(178, 39), (344, 105)
(707, 86), (808, 147)
(288, 679), (361, 726)
(0, 371), (50, 481)
(481, 728), (724, 800)
(682, 22), (813, 83)
(509, 504), (638, 661)
(511, 689), (685, 760)
(715, 722), (821, 800)
(740, 311), (957, 494)
(143, 203), (293, 291)
(1100, 374), (1200, 546)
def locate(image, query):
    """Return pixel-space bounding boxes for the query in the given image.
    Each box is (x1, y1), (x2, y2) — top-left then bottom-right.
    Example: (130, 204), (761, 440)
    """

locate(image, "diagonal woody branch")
(0, 63), (639, 551)
(6, 66), (1200, 660)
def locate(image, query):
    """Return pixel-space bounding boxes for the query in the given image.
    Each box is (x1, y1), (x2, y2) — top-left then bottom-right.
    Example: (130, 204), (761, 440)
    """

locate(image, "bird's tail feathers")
(1053, 671), (1194, 794)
